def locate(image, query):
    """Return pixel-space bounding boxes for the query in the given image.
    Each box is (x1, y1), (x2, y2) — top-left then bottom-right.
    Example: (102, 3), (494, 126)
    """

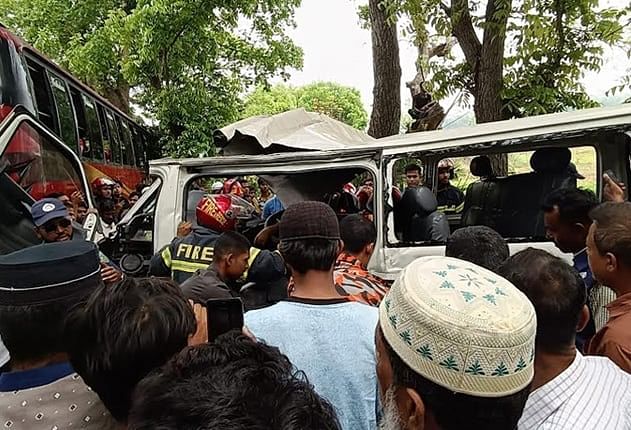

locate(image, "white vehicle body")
(121, 104), (631, 279)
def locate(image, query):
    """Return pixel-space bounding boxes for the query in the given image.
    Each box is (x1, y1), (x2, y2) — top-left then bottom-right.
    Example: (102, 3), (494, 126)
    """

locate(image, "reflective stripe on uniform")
(242, 247), (262, 280)
(161, 246), (172, 268)
(170, 260), (210, 273)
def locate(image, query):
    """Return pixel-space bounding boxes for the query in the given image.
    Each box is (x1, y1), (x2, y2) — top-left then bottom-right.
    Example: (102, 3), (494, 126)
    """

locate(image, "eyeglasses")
(42, 218), (71, 233)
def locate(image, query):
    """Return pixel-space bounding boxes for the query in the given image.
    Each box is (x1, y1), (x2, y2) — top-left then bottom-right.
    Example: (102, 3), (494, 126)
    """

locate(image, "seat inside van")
(462, 148), (576, 238)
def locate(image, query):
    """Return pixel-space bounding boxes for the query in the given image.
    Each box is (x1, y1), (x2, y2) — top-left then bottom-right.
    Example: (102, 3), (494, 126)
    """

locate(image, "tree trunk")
(102, 84), (131, 115)
(450, 0), (511, 174)
(367, 0), (401, 138)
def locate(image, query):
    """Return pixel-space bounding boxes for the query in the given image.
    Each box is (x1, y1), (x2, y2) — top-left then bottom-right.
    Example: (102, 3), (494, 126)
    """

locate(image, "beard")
(378, 387), (404, 430)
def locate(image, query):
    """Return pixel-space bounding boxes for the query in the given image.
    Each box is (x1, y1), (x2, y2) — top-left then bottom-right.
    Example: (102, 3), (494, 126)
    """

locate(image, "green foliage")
(242, 85), (299, 117)
(243, 82), (369, 130)
(389, 0), (630, 119)
(0, 0), (304, 158)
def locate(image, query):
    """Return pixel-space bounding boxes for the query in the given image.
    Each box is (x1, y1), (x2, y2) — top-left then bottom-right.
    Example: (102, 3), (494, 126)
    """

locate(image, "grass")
(451, 147), (597, 193)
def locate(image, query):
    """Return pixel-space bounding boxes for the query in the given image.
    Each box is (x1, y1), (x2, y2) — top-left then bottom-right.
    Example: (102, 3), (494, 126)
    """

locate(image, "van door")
(377, 107), (631, 279)
(0, 108), (94, 254)
(147, 150), (382, 267)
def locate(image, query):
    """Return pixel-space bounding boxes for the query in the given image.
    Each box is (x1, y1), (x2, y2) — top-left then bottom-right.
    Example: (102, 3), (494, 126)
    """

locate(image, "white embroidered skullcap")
(379, 256), (536, 397)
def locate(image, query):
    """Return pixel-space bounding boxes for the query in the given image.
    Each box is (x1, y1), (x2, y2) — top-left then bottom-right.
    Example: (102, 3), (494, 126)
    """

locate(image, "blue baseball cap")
(31, 198), (71, 227)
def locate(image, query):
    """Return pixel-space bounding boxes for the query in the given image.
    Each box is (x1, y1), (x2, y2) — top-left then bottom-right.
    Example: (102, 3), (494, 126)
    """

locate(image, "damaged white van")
(113, 105), (631, 280)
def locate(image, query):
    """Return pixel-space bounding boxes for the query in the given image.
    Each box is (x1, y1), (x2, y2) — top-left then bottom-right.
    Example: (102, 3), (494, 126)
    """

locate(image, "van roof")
(151, 104), (631, 167)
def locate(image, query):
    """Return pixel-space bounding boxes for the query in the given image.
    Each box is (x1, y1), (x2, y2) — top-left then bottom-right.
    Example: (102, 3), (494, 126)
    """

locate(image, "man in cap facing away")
(245, 201), (379, 430)
(376, 256), (536, 430)
(0, 241), (117, 429)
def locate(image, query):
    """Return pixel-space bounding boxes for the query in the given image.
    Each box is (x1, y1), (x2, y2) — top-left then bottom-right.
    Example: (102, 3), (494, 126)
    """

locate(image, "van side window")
(25, 59), (57, 132)
(47, 73), (77, 151)
(386, 146), (597, 246)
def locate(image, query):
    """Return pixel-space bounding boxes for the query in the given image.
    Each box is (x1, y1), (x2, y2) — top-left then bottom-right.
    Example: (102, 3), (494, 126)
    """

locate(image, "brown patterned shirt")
(586, 292), (631, 373)
(333, 252), (390, 306)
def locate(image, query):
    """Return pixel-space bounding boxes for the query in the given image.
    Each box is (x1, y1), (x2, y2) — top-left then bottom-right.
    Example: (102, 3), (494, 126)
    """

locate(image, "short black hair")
(64, 277), (196, 422)
(98, 198), (116, 212)
(405, 163), (422, 174)
(340, 214), (376, 254)
(446, 226), (509, 272)
(380, 327), (529, 430)
(279, 238), (339, 274)
(214, 231), (251, 260)
(542, 188), (598, 225)
(0, 296), (90, 363)
(498, 248), (585, 353)
(129, 332), (341, 430)
(590, 202), (631, 267)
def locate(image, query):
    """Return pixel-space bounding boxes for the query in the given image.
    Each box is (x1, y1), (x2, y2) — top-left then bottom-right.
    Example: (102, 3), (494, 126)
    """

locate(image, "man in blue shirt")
(246, 202), (378, 430)
(543, 188), (612, 350)
(262, 195), (284, 220)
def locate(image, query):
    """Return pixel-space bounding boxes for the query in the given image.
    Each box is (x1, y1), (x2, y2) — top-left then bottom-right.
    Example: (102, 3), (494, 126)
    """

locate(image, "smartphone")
(205, 298), (244, 342)
(604, 169), (621, 184)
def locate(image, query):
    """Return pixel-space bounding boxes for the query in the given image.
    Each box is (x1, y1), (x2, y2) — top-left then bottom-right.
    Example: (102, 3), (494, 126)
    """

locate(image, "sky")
(280, 0), (630, 124)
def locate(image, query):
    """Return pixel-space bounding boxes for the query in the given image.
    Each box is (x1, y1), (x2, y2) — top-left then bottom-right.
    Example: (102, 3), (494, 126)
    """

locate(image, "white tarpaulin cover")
(214, 108), (375, 155)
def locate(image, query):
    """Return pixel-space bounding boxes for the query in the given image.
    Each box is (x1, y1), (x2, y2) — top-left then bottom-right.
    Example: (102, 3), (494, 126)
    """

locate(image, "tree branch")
(450, 0), (481, 72)
(440, 2), (452, 17)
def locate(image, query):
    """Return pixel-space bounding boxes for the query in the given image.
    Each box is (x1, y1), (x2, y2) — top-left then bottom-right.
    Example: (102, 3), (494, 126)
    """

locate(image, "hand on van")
(603, 173), (625, 203)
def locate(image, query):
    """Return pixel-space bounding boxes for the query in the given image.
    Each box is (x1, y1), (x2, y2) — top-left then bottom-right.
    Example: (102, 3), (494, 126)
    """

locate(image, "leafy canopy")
(0, 0), (304, 158)
(384, 0), (629, 118)
(243, 82), (368, 130)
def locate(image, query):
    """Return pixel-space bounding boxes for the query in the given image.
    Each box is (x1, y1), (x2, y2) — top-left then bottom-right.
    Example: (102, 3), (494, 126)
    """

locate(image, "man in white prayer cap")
(375, 256), (537, 430)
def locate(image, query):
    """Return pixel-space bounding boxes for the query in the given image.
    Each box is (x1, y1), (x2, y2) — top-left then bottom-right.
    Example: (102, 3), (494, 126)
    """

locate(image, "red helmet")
(92, 177), (114, 190)
(196, 194), (237, 232)
(223, 179), (244, 197)
(343, 183), (356, 194)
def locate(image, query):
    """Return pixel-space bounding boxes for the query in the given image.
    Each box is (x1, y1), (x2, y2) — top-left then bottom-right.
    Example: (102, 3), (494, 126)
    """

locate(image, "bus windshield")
(0, 119), (87, 200)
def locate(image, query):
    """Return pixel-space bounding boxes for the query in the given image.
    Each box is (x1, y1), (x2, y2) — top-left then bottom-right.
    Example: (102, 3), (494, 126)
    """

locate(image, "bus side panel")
(84, 160), (145, 194)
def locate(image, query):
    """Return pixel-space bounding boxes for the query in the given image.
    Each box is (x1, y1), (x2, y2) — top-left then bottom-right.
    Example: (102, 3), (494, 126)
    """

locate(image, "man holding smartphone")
(245, 201), (379, 430)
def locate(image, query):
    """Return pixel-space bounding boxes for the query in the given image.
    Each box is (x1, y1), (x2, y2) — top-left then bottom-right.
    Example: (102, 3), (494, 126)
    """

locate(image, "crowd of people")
(1, 172), (631, 429)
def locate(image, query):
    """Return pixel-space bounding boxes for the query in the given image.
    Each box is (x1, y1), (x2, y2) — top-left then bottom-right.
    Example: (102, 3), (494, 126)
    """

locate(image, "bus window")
(97, 104), (111, 162)
(117, 117), (135, 167)
(0, 120), (86, 201)
(47, 73), (77, 151)
(25, 59), (57, 132)
(132, 126), (146, 168)
(69, 87), (90, 158)
(82, 95), (104, 161)
(104, 109), (122, 164)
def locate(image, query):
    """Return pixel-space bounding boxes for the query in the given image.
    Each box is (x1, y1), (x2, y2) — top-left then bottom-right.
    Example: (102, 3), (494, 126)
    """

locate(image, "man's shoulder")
(0, 372), (117, 428)
(582, 354), (631, 379)
(181, 269), (231, 302)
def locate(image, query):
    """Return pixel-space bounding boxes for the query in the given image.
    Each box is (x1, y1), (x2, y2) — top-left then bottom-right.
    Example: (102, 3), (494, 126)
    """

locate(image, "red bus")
(0, 24), (152, 200)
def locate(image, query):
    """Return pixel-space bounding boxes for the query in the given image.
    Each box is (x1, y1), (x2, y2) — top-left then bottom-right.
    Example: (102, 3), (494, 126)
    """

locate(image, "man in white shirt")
(500, 248), (631, 430)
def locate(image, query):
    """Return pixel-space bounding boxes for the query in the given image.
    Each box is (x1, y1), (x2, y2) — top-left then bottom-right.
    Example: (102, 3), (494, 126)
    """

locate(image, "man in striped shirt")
(500, 248), (631, 430)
